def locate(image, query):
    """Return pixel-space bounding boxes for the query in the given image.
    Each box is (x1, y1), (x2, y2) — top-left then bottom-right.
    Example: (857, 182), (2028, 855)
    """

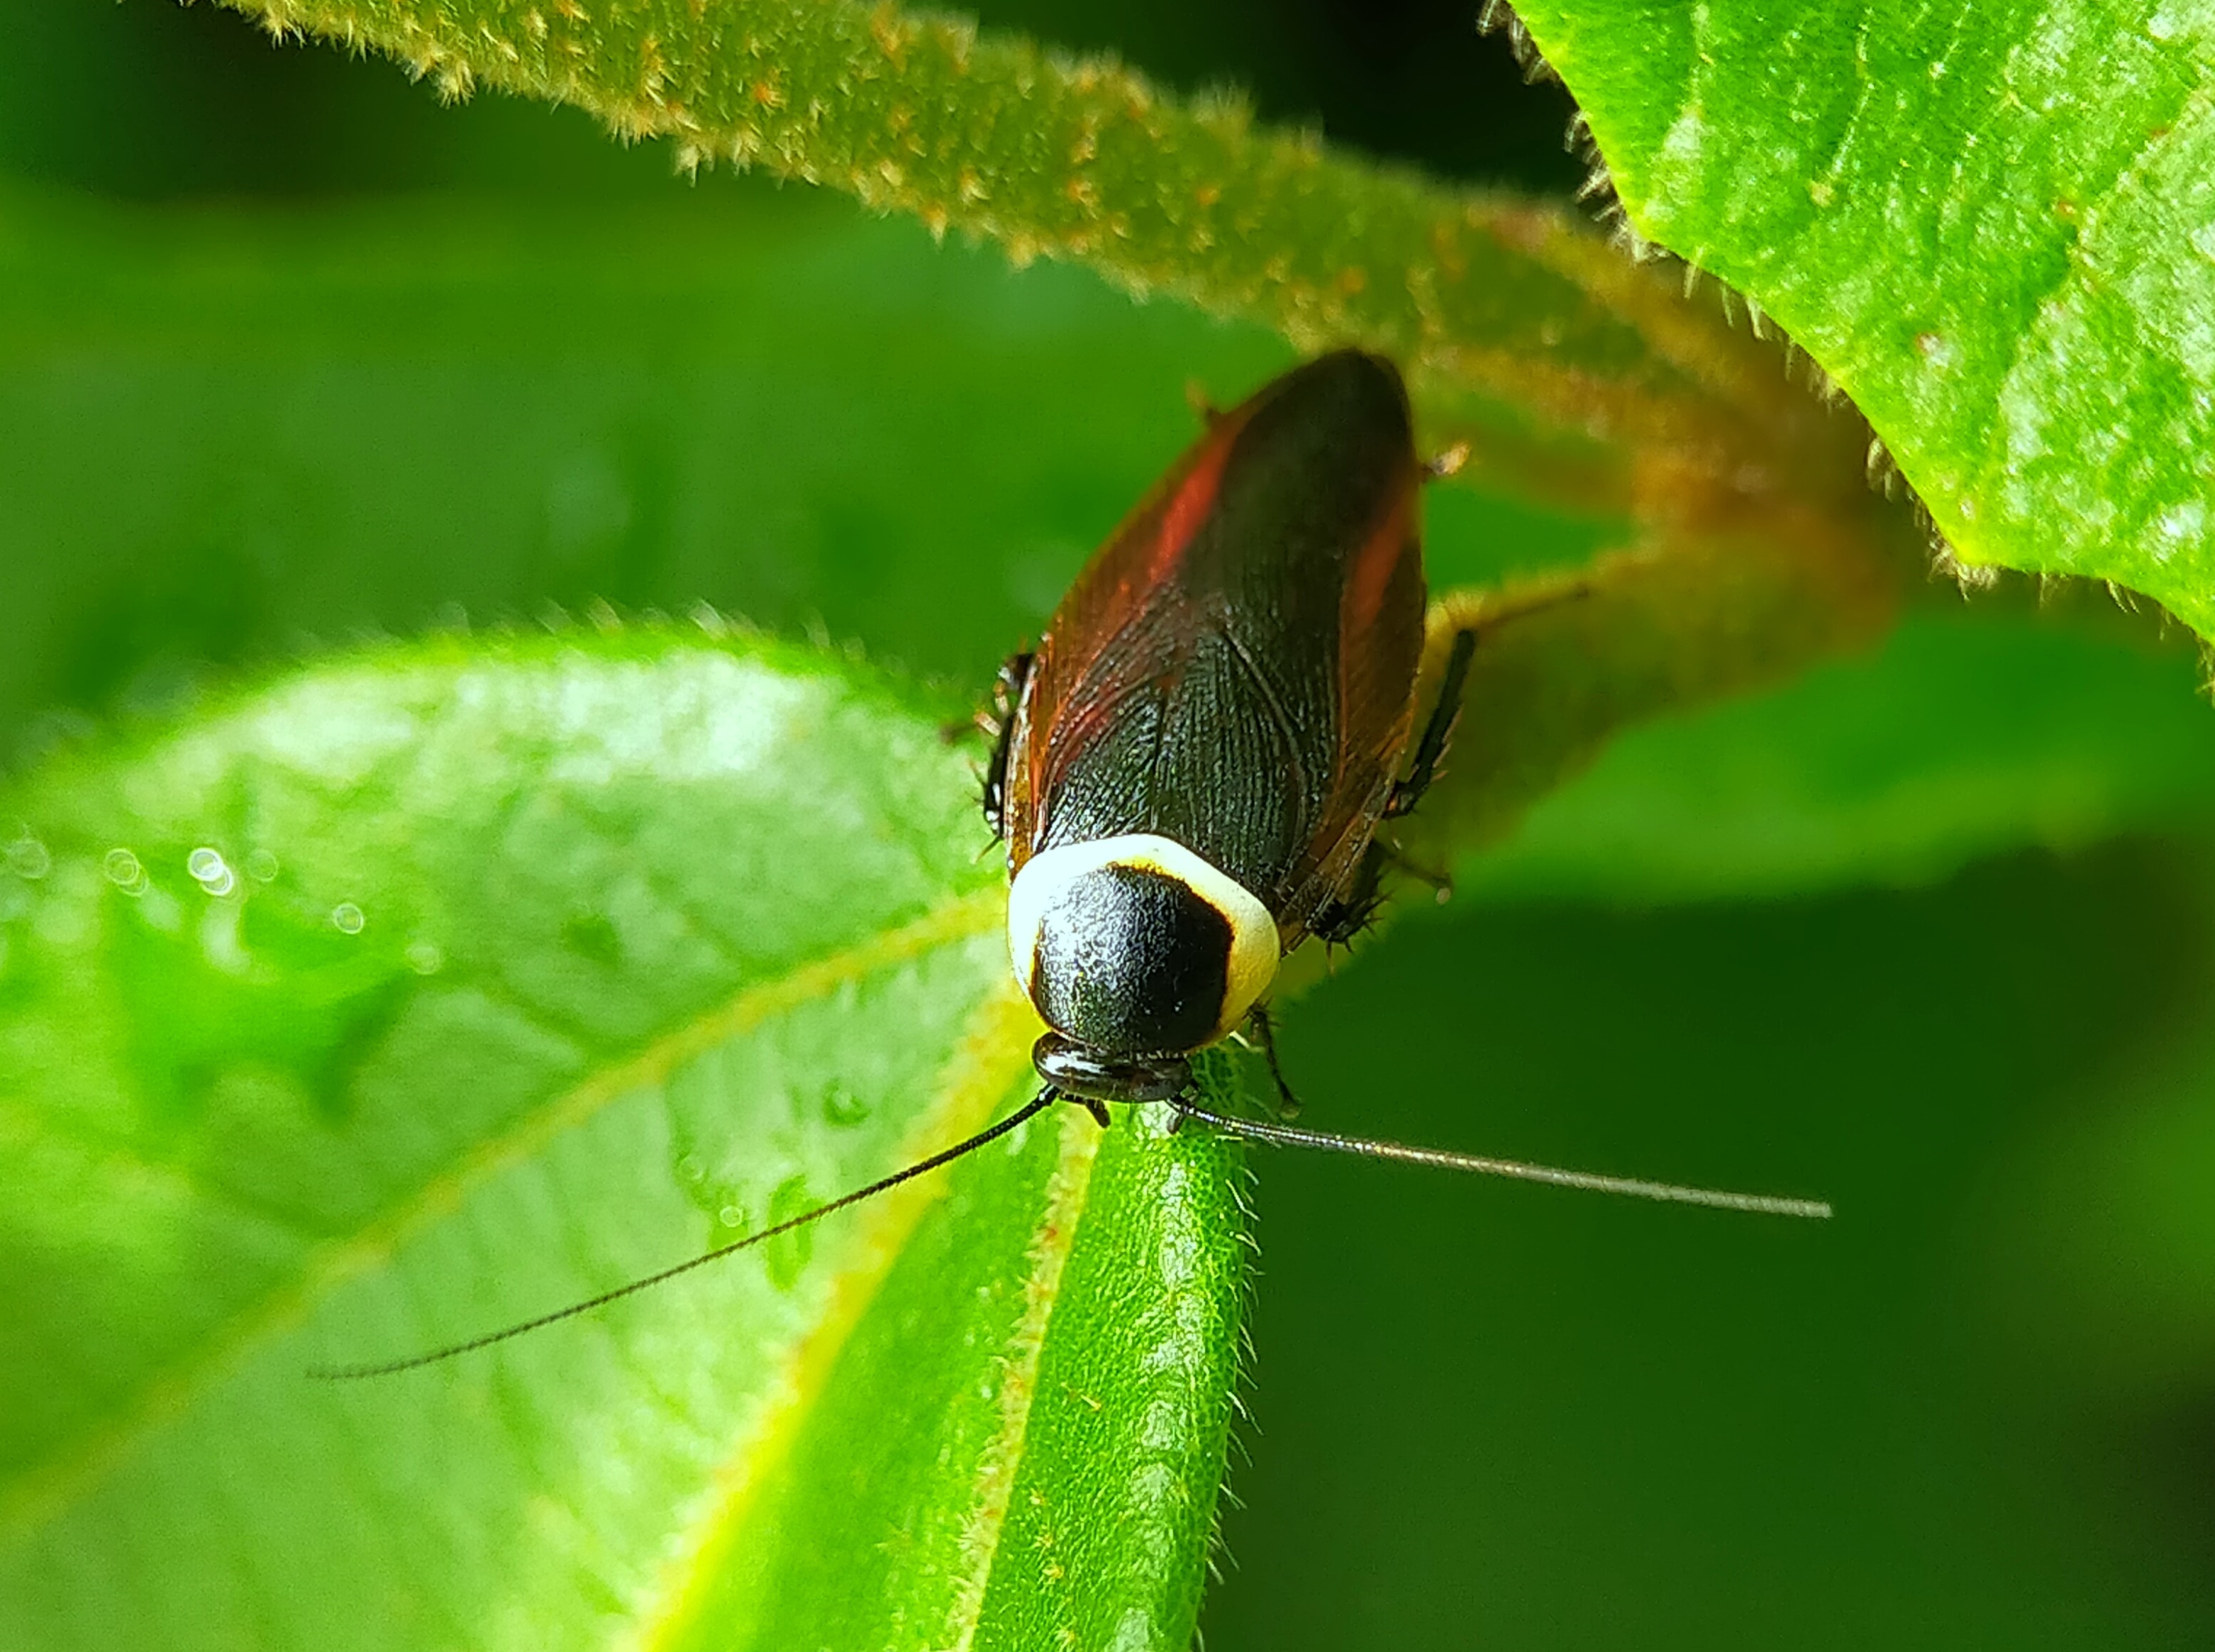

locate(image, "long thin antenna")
(310, 1085), (1062, 1381)
(1168, 1098), (1831, 1219)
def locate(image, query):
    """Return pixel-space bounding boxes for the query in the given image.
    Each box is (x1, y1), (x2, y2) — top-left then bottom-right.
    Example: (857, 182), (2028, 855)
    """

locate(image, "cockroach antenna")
(1166, 1097), (1833, 1221)
(308, 1086), (1060, 1381)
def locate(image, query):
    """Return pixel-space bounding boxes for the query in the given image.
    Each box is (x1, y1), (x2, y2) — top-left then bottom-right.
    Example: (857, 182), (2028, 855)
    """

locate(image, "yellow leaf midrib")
(944, 1103), (1102, 1652)
(625, 980), (1056, 1652)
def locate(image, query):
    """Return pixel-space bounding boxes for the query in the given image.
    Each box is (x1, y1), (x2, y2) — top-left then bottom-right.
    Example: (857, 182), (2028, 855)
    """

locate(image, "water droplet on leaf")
(6, 836), (51, 880)
(187, 847), (235, 898)
(764, 1175), (818, 1289)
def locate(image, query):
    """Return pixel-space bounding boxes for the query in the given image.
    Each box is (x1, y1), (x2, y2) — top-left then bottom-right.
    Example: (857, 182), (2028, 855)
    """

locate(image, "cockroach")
(316, 350), (1823, 1381)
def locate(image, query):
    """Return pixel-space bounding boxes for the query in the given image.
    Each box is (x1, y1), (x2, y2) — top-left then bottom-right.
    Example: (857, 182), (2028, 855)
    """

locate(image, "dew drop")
(406, 940), (444, 975)
(2153, 499), (2206, 562)
(245, 850), (280, 883)
(5, 836), (50, 880)
(187, 848), (235, 897)
(718, 1203), (745, 1229)
(332, 902), (366, 936)
(677, 1154), (705, 1183)
(104, 848), (146, 894)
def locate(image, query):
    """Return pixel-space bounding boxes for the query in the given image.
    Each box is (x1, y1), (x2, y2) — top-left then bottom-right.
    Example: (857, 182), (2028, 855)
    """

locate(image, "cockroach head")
(1008, 833), (1279, 1063)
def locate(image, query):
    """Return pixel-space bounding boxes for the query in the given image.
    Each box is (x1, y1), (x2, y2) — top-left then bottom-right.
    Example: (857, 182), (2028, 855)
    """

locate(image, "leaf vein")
(623, 980), (1042, 1652)
(0, 884), (1006, 1546)
(945, 1104), (1101, 1651)
(1976, 73), (2212, 506)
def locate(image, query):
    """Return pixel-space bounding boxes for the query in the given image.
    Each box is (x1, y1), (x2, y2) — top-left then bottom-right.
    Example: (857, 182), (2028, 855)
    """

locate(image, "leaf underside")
(0, 633), (1247, 1652)
(1512, 0), (2215, 636)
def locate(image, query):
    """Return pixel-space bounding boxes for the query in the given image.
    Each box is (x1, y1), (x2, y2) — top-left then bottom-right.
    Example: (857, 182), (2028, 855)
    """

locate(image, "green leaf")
(1460, 604), (2215, 902)
(0, 631), (1248, 1651)
(214, 0), (1899, 547)
(1507, 1), (2215, 635)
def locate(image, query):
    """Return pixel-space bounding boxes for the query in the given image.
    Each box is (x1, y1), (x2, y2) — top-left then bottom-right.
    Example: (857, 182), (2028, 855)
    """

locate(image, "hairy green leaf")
(1508, 1), (2215, 634)
(0, 631), (1247, 1651)
(222, 0), (1813, 506)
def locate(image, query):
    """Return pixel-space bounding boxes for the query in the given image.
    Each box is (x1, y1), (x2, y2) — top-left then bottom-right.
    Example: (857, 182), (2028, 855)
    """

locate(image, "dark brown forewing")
(1007, 352), (1426, 946)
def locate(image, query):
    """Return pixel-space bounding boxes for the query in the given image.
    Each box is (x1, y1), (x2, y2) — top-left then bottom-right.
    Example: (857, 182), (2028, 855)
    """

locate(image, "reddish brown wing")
(1006, 352), (1426, 948)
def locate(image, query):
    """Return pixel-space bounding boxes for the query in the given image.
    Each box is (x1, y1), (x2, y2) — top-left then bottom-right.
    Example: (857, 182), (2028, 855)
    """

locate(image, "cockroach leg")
(977, 649), (1034, 840)
(1243, 1001), (1305, 1121)
(1312, 840), (1388, 946)
(1384, 628), (1477, 819)
(1386, 581), (1594, 820)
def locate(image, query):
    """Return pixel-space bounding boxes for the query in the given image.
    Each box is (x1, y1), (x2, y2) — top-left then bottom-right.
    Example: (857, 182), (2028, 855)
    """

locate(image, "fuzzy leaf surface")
(0, 632), (1247, 1652)
(1511, 1), (2215, 633)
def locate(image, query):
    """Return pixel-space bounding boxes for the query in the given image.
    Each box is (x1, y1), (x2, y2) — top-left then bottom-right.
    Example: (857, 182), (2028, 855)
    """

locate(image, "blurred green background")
(4, 0), (2213, 1644)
